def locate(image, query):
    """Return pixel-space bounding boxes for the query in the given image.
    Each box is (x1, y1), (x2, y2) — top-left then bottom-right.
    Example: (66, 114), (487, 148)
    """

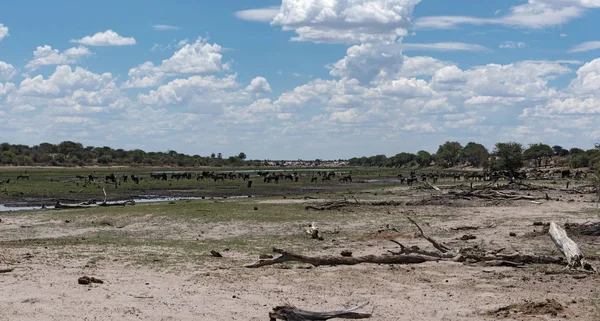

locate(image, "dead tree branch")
(245, 248), (438, 268)
(269, 302), (372, 320)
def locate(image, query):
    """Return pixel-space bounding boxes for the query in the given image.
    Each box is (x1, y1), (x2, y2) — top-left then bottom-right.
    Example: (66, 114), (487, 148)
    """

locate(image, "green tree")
(570, 148), (584, 155)
(58, 141), (84, 158)
(391, 152), (416, 167)
(415, 150), (432, 167)
(572, 153), (590, 168)
(552, 145), (569, 156)
(461, 142), (489, 167)
(436, 141), (462, 167)
(491, 142), (524, 174)
(238, 152), (247, 160)
(523, 143), (554, 167)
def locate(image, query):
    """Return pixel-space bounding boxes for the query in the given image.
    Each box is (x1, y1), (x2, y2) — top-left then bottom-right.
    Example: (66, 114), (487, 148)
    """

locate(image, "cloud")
(269, 0), (422, 44)
(400, 42), (488, 52)
(560, 33), (568, 37)
(70, 30), (136, 46)
(137, 74), (238, 105)
(246, 77), (272, 93)
(416, 0), (599, 29)
(26, 45), (92, 71)
(568, 41), (600, 53)
(161, 37), (228, 74)
(0, 61), (17, 81)
(0, 24), (8, 41)
(123, 37), (229, 88)
(153, 24), (181, 31)
(499, 41), (526, 49)
(18, 65), (115, 98)
(329, 43), (405, 83)
(234, 6), (280, 22)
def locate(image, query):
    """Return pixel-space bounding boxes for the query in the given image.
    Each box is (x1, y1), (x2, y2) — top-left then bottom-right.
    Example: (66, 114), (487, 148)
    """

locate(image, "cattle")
(105, 174), (116, 183)
(131, 175), (140, 184)
(247, 180), (253, 188)
(339, 175), (352, 182)
(311, 177), (318, 183)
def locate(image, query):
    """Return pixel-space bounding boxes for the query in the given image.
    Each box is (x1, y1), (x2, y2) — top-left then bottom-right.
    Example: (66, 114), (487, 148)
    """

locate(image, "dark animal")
(16, 175), (29, 180)
(339, 175), (352, 182)
(247, 180), (253, 188)
(131, 175), (140, 184)
(311, 177), (318, 183)
(105, 174), (116, 183)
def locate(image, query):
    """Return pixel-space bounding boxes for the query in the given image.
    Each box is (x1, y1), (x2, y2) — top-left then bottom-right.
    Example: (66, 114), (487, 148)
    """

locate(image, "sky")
(1, 0), (600, 160)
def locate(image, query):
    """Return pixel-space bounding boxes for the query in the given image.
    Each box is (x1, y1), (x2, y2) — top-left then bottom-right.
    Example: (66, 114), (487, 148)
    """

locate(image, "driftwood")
(245, 248), (437, 268)
(55, 200), (135, 209)
(422, 181), (440, 191)
(305, 200), (401, 211)
(246, 216), (570, 269)
(55, 188), (135, 209)
(548, 222), (596, 272)
(448, 189), (549, 201)
(565, 221), (600, 236)
(269, 302), (371, 320)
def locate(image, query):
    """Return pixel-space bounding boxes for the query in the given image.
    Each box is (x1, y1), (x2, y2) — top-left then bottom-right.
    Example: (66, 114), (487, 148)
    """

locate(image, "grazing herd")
(0, 167), (594, 189)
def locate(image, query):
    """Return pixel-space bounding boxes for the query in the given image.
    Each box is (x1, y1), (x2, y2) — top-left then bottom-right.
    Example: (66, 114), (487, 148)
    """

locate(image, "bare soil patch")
(1, 181), (600, 320)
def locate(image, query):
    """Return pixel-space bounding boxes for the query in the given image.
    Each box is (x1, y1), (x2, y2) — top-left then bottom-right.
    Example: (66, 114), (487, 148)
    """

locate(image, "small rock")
(509, 232), (517, 237)
(459, 234), (476, 241)
(533, 221), (545, 226)
(210, 250), (223, 258)
(254, 206), (258, 210)
(340, 250), (353, 257)
(78, 276), (103, 285)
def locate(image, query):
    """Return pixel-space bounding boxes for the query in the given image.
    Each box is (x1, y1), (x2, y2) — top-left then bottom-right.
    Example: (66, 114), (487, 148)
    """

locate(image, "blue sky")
(1, 0), (600, 160)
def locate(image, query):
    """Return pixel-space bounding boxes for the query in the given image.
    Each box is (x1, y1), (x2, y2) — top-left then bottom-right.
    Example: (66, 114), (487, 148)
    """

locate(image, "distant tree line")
(2, 141), (599, 171)
(348, 141), (600, 171)
(0, 141), (253, 167)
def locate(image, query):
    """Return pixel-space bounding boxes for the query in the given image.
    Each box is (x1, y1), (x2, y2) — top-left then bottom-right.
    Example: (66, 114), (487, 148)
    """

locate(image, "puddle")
(0, 195), (256, 212)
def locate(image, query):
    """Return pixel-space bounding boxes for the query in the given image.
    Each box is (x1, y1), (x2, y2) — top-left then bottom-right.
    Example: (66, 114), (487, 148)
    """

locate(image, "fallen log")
(269, 302), (371, 320)
(422, 181), (440, 191)
(55, 200), (135, 209)
(0, 268), (14, 273)
(548, 222), (595, 271)
(245, 248), (438, 268)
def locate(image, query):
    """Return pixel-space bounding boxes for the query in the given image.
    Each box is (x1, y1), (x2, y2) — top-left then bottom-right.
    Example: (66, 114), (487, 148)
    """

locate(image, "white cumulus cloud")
(70, 30), (136, 46)
(26, 45), (92, 71)
(0, 23), (8, 41)
(0, 61), (17, 81)
(246, 77), (272, 93)
(269, 0), (422, 44)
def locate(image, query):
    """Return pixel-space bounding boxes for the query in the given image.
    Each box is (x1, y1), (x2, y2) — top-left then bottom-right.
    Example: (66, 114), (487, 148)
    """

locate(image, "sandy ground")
(1, 188), (600, 320)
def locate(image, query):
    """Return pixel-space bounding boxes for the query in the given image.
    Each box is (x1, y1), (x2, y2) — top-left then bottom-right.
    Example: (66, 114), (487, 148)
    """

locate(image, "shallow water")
(0, 195), (255, 212)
